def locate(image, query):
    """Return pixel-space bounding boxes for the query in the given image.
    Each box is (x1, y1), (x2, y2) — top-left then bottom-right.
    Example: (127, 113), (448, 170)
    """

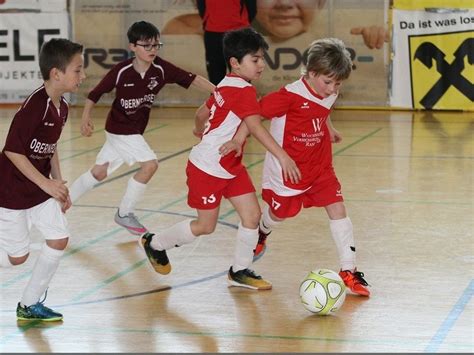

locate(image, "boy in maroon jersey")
(139, 28), (300, 290)
(69, 21), (214, 235)
(250, 38), (370, 296)
(0, 39), (86, 321)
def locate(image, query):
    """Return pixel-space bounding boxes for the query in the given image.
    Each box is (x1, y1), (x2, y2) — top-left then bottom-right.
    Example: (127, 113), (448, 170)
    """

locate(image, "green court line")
(4, 323), (473, 351)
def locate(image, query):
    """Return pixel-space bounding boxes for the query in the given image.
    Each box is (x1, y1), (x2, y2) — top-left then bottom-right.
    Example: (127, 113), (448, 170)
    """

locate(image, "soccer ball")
(299, 268), (346, 315)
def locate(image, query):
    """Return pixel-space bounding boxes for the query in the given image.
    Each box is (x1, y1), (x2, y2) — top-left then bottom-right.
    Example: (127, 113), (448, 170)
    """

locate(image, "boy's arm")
(4, 151), (69, 204)
(244, 115), (301, 183)
(80, 98), (95, 137)
(50, 151), (72, 212)
(191, 75), (216, 94)
(327, 116), (342, 143)
(218, 122), (250, 157)
(193, 103), (210, 138)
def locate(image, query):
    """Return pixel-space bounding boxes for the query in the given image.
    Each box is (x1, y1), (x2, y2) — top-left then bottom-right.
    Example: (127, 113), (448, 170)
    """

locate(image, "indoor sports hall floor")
(0, 106), (472, 352)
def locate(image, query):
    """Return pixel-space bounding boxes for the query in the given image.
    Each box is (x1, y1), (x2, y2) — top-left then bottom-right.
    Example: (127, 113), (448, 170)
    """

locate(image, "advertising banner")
(0, 12), (70, 102)
(72, 0), (389, 107)
(391, 8), (473, 110)
(0, 0), (67, 12)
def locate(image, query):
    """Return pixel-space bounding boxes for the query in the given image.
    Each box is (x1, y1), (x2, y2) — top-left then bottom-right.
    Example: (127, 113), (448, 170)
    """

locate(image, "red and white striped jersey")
(260, 77), (338, 195)
(189, 75), (260, 179)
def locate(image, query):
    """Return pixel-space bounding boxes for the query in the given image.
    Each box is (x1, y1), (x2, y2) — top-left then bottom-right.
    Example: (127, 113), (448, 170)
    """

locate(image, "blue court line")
(425, 279), (474, 352)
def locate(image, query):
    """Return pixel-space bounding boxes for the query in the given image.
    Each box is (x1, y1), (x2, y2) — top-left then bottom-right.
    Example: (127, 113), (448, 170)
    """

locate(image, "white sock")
(70, 170), (99, 203)
(232, 223), (258, 272)
(260, 204), (281, 234)
(21, 244), (64, 307)
(119, 177), (146, 215)
(151, 219), (196, 251)
(0, 249), (12, 268)
(329, 217), (356, 271)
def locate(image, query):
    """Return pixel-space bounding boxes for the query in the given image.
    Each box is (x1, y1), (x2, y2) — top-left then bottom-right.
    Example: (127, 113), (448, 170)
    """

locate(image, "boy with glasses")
(70, 21), (214, 235)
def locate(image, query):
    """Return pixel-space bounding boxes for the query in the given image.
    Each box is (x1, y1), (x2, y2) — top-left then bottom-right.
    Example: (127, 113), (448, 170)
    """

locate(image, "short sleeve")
(233, 86), (260, 120)
(4, 102), (43, 155)
(159, 58), (197, 88)
(260, 88), (291, 120)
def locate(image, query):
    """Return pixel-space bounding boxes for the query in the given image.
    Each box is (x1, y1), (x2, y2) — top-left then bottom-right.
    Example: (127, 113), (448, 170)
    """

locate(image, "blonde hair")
(302, 38), (352, 80)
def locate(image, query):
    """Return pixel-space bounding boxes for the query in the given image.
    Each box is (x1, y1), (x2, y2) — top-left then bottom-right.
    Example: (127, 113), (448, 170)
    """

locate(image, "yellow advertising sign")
(409, 31), (474, 110)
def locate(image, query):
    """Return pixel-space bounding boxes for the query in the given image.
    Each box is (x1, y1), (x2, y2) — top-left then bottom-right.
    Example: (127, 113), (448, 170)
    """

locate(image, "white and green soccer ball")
(299, 268), (346, 315)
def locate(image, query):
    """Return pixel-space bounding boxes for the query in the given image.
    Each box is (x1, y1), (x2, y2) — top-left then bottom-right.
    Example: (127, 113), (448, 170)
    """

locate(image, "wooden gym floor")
(0, 106), (472, 353)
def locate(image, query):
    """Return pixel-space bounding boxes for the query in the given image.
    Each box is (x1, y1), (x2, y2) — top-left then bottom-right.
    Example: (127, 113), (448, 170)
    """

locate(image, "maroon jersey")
(88, 57), (196, 135)
(0, 86), (68, 209)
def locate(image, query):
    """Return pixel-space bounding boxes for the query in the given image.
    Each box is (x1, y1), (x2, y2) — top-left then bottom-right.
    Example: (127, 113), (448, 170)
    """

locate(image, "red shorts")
(186, 161), (256, 210)
(262, 175), (343, 219)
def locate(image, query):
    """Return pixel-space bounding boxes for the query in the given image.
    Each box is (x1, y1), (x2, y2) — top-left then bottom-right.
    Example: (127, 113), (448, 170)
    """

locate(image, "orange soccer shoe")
(339, 269), (371, 297)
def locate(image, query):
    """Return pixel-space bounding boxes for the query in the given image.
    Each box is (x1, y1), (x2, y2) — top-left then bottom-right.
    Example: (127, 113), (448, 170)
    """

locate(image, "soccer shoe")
(139, 232), (171, 275)
(16, 302), (63, 322)
(227, 267), (272, 290)
(339, 269), (371, 297)
(114, 210), (147, 235)
(253, 229), (270, 259)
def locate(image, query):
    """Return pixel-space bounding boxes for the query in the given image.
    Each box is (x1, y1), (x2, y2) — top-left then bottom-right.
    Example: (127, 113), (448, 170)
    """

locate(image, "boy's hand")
(219, 140), (243, 157)
(350, 26), (389, 49)
(61, 195), (72, 213)
(41, 179), (69, 204)
(329, 127), (342, 143)
(278, 153), (301, 184)
(80, 117), (94, 137)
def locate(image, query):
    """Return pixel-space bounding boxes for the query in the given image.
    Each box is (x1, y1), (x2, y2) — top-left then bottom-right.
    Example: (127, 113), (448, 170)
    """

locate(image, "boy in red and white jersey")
(69, 21), (214, 236)
(139, 28), (300, 290)
(0, 39), (86, 320)
(236, 38), (370, 296)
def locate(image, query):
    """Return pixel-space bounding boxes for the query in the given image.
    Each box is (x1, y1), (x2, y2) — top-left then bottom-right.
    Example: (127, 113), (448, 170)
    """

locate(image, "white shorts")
(96, 132), (158, 175)
(0, 198), (69, 257)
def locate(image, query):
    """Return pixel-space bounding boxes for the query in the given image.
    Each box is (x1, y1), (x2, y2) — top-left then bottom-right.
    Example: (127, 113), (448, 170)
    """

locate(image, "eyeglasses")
(135, 42), (164, 51)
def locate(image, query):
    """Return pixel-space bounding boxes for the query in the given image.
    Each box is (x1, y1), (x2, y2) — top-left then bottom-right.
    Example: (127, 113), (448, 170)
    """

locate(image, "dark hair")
(39, 38), (83, 80)
(223, 27), (268, 71)
(127, 21), (160, 43)
(302, 38), (352, 81)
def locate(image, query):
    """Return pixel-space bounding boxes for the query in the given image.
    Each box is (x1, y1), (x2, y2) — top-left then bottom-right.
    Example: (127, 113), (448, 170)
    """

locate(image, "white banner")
(0, 12), (70, 102)
(0, 0), (67, 12)
(390, 8), (474, 110)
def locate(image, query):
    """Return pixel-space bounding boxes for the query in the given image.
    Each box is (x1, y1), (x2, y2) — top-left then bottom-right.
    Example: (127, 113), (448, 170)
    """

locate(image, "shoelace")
(353, 271), (370, 286)
(243, 269), (261, 279)
(38, 288), (49, 305)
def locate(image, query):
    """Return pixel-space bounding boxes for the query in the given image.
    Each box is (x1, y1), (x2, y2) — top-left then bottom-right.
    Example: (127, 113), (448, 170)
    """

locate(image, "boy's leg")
(115, 160), (158, 235)
(228, 193), (272, 290)
(255, 203), (283, 257)
(17, 199), (70, 321)
(20, 240), (66, 307)
(69, 164), (106, 203)
(140, 209), (218, 275)
(326, 202), (370, 296)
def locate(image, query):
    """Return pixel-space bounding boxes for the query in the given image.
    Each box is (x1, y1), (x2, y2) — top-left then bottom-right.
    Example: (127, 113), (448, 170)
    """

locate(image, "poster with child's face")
(73, 0), (389, 107)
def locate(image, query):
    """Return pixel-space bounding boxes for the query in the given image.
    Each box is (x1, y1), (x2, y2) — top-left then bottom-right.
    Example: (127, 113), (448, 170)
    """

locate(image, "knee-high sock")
(70, 170), (99, 203)
(21, 244), (64, 306)
(119, 177), (146, 215)
(0, 249), (12, 268)
(151, 219), (196, 251)
(232, 223), (258, 272)
(260, 204), (281, 234)
(329, 217), (356, 271)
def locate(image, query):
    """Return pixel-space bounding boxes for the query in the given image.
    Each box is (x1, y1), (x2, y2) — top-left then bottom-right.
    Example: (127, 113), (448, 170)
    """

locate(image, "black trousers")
(203, 31), (226, 85)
